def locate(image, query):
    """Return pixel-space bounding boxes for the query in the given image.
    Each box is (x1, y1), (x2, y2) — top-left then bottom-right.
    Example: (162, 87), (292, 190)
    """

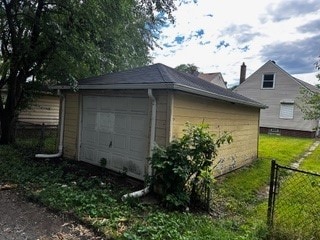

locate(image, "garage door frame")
(78, 93), (151, 180)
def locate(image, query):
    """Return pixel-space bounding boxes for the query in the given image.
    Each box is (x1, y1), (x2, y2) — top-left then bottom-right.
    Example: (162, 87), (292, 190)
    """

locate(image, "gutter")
(121, 89), (156, 200)
(172, 84), (267, 109)
(52, 83), (266, 109)
(35, 90), (65, 158)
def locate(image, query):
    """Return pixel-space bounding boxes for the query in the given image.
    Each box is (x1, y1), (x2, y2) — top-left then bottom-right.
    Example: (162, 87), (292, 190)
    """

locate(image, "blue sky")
(151, 0), (320, 87)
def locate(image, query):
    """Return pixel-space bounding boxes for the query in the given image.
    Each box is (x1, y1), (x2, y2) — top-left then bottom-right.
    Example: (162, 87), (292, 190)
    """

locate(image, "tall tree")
(175, 63), (199, 75)
(300, 56), (320, 120)
(0, 0), (176, 144)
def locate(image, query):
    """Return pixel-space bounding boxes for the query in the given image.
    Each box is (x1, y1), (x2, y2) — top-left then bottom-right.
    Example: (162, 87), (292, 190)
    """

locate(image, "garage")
(80, 95), (150, 180)
(57, 63), (265, 180)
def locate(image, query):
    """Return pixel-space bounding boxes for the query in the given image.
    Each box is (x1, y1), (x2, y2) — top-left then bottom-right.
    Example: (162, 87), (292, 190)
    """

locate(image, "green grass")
(211, 134), (314, 238)
(271, 173), (320, 240)
(300, 143), (320, 172)
(214, 134), (313, 202)
(266, 140), (320, 239)
(0, 134), (317, 239)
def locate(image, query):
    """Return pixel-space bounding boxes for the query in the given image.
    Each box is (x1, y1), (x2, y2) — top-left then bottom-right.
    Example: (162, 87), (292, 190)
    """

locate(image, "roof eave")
(173, 84), (266, 109)
(51, 83), (175, 90)
(52, 83), (266, 109)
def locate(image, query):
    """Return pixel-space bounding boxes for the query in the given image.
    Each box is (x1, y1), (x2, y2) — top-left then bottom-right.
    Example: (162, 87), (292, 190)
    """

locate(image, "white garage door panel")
(82, 129), (96, 144)
(82, 112), (96, 129)
(114, 114), (128, 133)
(80, 95), (149, 180)
(130, 98), (148, 114)
(131, 116), (148, 136)
(100, 97), (113, 111)
(82, 147), (96, 163)
(97, 150), (111, 167)
(83, 96), (98, 110)
(113, 98), (129, 111)
(98, 112), (115, 132)
(113, 134), (127, 151)
(98, 132), (112, 147)
(130, 137), (148, 156)
(111, 153), (126, 170)
(126, 159), (143, 176)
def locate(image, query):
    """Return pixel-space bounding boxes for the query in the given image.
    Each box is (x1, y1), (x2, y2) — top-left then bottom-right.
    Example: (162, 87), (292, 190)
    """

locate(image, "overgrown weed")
(0, 134), (316, 239)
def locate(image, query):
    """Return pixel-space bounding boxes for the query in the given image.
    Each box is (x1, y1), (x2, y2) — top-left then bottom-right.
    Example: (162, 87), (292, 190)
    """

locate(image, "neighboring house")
(197, 72), (227, 89)
(234, 60), (320, 138)
(1, 88), (60, 127)
(18, 94), (60, 126)
(54, 63), (265, 180)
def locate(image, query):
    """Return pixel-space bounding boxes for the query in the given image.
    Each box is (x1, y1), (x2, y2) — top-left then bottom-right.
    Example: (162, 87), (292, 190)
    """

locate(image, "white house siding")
(171, 92), (260, 176)
(234, 61), (318, 133)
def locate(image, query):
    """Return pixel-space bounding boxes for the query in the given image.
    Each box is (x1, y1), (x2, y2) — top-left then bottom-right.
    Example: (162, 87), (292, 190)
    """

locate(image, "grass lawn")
(267, 140), (320, 240)
(0, 134), (316, 239)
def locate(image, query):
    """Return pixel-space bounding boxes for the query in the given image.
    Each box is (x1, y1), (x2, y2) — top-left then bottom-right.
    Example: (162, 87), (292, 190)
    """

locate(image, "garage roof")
(56, 63), (266, 109)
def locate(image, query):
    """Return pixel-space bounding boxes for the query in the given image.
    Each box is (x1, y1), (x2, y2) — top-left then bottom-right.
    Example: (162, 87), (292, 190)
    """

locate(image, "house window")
(262, 74), (275, 89)
(279, 102), (294, 119)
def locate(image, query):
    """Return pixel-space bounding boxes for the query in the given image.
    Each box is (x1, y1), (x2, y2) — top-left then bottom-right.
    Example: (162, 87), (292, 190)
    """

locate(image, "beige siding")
(234, 61), (318, 132)
(63, 93), (79, 159)
(153, 90), (171, 147)
(18, 95), (59, 125)
(172, 92), (260, 176)
(62, 89), (174, 171)
(62, 89), (259, 176)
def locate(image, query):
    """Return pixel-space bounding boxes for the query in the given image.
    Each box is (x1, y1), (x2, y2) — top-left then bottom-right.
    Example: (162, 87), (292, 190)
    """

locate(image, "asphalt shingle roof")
(76, 63), (265, 108)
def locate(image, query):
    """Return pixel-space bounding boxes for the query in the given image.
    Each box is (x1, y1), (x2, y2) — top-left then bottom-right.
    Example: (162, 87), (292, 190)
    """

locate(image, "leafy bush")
(149, 122), (232, 209)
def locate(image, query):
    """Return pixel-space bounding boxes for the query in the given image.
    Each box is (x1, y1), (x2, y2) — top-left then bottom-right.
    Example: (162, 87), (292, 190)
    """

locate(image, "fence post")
(38, 123), (45, 152)
(267, 160), (276, 228)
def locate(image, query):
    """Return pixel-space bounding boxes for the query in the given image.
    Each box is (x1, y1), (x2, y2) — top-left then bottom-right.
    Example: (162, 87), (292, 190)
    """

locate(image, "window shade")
(280, 103), (294, 119)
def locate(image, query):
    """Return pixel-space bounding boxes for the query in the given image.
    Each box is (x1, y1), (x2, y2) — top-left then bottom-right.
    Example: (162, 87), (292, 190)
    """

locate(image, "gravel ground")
(0, 188), (105, 240)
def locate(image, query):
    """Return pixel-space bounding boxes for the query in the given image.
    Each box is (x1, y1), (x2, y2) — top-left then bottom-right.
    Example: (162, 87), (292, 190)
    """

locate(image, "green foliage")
(211, 134), (314, 239)
(0, 0), (177, 144)
(123, 212), (244, 240)
(100, 158), (107, 167)
(298, 56), (320, 120)
(1, 134), (317, 239)
(300, 143), (320, 172)
(175, 64), (199, 75)
(149, 122), (232, 209)
(298, 87), (320, 120)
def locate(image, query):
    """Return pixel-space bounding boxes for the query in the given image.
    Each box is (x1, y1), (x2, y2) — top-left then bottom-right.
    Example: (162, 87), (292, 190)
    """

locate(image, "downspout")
(122, 89), (156, 200)
(35, 90), (65, 158)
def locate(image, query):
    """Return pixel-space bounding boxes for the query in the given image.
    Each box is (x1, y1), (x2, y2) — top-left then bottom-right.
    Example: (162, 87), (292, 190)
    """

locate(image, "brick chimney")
(240, 62), (246, 84)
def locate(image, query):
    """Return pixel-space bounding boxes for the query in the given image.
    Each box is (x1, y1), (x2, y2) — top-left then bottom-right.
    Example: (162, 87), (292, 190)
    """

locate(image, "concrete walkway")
(290, 140), (320, 169)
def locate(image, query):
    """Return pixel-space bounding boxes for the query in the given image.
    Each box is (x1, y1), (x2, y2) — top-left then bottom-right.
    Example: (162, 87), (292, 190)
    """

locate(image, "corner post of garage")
(121, 89), (157, 201)
(147, 89), (157, 175)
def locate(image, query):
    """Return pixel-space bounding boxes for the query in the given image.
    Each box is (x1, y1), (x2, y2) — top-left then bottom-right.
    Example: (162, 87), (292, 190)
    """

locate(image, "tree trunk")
(0, 111), (17, 144)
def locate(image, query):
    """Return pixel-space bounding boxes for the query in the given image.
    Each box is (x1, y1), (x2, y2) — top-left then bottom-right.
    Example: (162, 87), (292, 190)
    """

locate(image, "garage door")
(80, 95), (149, 180)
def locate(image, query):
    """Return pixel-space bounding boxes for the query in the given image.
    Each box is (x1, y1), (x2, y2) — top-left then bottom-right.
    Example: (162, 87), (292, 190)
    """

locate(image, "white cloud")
(151, 0), (320, 87)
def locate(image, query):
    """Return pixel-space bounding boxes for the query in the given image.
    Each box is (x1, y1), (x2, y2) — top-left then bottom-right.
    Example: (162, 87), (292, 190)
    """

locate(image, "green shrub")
(149, 122), (232, 209)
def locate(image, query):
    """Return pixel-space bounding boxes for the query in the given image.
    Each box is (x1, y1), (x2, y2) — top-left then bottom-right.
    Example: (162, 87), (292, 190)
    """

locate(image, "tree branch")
(30, 0), (45, 50)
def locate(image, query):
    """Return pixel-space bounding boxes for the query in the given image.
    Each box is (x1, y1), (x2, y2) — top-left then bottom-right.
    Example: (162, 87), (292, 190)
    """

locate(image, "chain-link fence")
(267, 160), (320, 239)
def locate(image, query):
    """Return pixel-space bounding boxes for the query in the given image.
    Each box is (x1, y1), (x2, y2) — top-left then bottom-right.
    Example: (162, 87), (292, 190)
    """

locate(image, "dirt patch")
(0, 188), (105, 240)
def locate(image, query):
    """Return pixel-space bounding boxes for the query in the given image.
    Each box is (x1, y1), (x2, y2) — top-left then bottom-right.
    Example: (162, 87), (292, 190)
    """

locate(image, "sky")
(150, 0), (320, 87)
